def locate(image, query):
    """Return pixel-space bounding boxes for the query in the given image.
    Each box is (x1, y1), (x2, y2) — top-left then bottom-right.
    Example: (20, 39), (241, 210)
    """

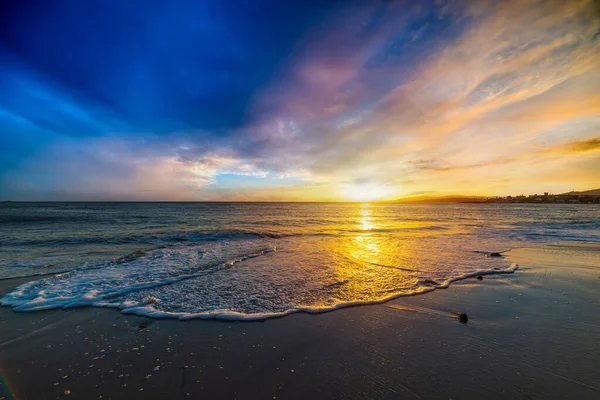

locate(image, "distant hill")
(389, 188), (600, 203)
(561, 188), (600, 196)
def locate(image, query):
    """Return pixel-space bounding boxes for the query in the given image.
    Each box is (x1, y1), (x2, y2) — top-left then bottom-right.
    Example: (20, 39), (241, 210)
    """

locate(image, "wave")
(0, 233), (518, 321)
(2, 230), (279, 247)
(0, 215), (101, 224)
(1, 243), (277, 312)
(12, 218), (596, 250)
(0, 269), (73, 281)
(107, 264), (520, 321)
(2, 224), (458, 248)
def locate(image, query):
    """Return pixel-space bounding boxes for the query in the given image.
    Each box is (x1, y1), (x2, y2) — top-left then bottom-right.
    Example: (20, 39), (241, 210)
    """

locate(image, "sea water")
(1, 202), (598, 319)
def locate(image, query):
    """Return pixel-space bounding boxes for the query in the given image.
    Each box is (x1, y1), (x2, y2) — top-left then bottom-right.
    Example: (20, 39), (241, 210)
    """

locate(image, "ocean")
(1, 202), (598, 320)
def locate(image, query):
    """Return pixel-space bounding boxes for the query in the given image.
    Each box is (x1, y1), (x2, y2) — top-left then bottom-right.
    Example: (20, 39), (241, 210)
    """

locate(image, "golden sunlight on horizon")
(339, 182), (396, 202)
(2, 0), (599, 202)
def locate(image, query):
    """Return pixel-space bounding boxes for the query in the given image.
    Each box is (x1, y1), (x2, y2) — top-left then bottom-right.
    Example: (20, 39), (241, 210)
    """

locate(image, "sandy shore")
(1, 244), (599, 399)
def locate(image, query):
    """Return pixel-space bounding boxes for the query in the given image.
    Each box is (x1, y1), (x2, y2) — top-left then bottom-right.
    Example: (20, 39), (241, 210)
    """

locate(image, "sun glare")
(340, 182), (394, 202)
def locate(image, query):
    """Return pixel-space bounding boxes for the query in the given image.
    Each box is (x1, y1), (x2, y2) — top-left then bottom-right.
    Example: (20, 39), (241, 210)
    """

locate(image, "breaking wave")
(1, 235), (517, 320)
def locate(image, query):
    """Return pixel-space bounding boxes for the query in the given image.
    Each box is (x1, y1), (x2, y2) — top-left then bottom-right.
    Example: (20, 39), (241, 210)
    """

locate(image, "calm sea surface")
(1, 202), (599, 319)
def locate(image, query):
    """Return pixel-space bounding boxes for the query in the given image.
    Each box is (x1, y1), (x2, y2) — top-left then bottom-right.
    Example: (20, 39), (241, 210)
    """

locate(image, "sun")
(339, 182), (394, 202)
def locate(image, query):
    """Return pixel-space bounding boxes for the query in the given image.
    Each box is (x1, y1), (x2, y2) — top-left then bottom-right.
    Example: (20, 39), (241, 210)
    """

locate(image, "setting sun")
(1, 1), (600, 399)
(339, 182), (395, 202)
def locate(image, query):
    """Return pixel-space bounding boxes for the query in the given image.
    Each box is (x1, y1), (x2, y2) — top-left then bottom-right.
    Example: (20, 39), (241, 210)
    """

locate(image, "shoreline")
(1, 262), (519, 322)
(1, 244), (599, 399)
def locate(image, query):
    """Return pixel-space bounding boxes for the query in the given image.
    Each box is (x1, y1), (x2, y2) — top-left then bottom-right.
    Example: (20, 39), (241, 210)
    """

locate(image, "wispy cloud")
(542, 136), (600, 155)
(1, 0), (599, 200)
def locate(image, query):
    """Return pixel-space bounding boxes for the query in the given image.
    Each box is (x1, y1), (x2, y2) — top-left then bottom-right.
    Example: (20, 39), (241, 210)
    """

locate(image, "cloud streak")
(1, 0), (599, 200)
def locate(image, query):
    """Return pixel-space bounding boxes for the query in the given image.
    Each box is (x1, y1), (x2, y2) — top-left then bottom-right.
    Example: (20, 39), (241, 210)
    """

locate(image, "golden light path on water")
(326, 204), (420, 302)
(0, 202), (546, 320)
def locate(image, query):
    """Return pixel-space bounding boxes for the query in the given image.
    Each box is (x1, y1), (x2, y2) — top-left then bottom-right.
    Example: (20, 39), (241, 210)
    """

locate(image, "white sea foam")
(1, 238), (277, 312)
(1, 231), (518, 320)
(3, 202), (597, 321)
(115, 263), (519, 321)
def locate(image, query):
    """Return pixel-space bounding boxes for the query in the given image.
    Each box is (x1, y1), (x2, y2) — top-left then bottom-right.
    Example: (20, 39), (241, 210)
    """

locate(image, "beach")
(1, 243), (598, 400)
(3, 0), (600, 398)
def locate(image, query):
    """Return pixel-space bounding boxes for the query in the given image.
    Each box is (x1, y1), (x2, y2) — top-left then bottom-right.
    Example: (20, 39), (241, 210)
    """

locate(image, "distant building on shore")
(484, 189), (600, 204)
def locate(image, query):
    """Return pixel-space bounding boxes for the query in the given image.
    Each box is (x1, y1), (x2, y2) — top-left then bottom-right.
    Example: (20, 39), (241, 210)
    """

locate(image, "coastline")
(1, 244), (599, 399)
(1, 261), (519, 321)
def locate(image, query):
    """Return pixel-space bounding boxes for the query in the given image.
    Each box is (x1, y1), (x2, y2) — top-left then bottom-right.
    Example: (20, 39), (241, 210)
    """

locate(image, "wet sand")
(1, 244), (599, 399)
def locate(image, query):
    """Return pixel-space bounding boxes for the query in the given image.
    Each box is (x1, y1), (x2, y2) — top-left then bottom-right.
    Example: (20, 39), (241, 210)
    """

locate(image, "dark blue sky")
(0, 0), (348, 132)
(1, 0), (599, 200)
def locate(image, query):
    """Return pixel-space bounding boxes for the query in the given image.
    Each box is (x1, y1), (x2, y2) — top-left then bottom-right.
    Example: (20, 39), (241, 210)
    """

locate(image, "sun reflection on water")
(351, 234), (381, 264)
(320, 203), (421, 300)
(360, 203), (375, 231)
(354, 204), (382, 262)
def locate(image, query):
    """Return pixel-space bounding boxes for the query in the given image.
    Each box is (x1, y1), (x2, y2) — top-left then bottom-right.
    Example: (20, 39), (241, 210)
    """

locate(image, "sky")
(0, 0), (599, 201)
